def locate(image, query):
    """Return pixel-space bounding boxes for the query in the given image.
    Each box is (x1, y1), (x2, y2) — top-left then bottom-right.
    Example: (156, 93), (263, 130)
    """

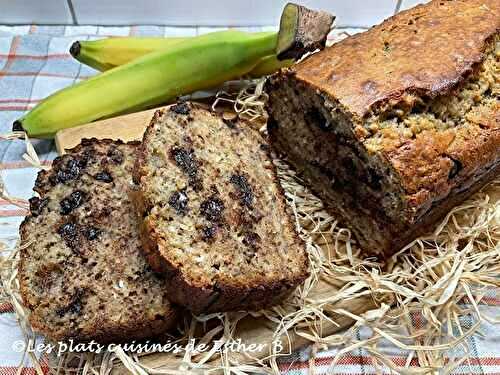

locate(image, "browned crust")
(27, 303), (178, 344)
(386, 123), (500, 221)
(134, 103), (308, 314)
(19, 222), (35, 314)
(289, 0), (499, 120)
(19, 138), (178, 343)
(391, 159), (500, 251)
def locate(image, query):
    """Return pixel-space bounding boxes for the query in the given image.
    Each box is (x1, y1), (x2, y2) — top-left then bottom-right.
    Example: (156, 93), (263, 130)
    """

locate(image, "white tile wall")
(307, 0), (395, 28)
(72, 0), (396, 27)
(0, 0), (420, 27)
(0, 0), (72, 24)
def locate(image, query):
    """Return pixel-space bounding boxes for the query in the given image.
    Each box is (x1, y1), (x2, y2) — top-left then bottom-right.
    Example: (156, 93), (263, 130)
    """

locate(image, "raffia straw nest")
(0, 81), (498, 374)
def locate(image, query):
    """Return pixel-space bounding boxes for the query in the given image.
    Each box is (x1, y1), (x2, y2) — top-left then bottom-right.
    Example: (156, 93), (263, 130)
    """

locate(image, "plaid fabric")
(0, 25), (499, 375)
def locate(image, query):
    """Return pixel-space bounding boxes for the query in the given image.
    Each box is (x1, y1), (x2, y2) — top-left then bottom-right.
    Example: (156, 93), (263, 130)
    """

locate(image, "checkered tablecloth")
(0, 25), (499, 375)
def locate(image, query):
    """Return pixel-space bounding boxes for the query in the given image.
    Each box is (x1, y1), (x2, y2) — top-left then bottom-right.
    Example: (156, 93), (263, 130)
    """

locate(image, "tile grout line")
(66, 0), (78, 25)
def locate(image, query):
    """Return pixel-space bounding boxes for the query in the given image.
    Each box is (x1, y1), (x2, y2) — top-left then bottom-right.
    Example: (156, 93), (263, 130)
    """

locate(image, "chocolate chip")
(95, 171), (113, 183)
(169, 147), (203, 191)
(243, 231), (260, 249)
(58, 222), (77, 239)
(304, 109), (331, 131)
(259, 143), (270, 152)
(93, 205), (112, 220)
(191, 179), (203, 192)
(60, 190), (86, 215)
(170, 147), (197, 177)
(84, 226), (100, 241)
(223, 118), (237, 128)
(383, 41), (391, 54)
(57, 222), (80, 252)
(448, 157), (463, 179)
(230, 173), (254, 208)
(56, 288), (84, 317)
(366, 168), (382, 190)
(341, 157), (356, 174)
(200, 195), (225, 222)
(57, 221), (99, 253)
(267, 117), (279, 131)
(107, 147), (123, 164)
(168, 189), (189, 215)
(29, 197), (49, 217)
(50, 157), (86, 185)
(170, 102), (190, 115)
(310, 160), (337, 187)
(201, 226), (217, 241)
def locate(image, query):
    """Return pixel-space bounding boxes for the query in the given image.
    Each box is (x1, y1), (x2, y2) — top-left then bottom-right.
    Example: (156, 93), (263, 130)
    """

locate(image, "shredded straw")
(212, 78), (268, 125)
(0, 86), (498, 374)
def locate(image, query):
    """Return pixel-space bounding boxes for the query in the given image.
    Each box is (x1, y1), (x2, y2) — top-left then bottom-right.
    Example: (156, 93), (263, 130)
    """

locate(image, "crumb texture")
(364, 37), (499, 152)
(136, 103), (308, 314)
(19, 139), (177, 343)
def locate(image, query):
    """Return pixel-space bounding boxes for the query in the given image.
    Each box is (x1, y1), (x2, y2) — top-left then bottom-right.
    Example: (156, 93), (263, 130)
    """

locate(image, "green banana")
(248, 55), (293, 78)
(71, 36), (293, 76)
(15, 31), (278, 138)
(70, 37), (185, 71)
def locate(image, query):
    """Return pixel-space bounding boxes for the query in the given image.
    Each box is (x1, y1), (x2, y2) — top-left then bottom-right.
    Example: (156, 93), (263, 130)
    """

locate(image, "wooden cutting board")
(54, 108), (379, 373)
(55, 107), (163, 153)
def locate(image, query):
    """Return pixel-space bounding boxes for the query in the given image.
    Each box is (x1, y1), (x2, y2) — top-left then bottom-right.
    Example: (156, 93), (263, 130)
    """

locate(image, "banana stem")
(277, 3), (334, 60)
(247, 55), (294, 78)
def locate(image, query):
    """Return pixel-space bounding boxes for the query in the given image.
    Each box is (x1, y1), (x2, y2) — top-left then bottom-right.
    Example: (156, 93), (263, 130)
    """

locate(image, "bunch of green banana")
(14, 3), (334, 138)
(15, 30), (278, 138)
(71, 36), (292, 77)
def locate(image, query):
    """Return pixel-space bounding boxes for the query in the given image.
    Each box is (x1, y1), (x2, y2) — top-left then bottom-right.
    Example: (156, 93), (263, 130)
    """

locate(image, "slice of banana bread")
(19, 139), (178, 343)
(266, 0), (499, 257)
(134, 103), (308, 314)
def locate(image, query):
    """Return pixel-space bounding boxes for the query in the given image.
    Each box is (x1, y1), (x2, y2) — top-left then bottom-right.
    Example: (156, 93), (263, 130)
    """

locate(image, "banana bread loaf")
(134, 103), (308, 314)
(266, 0), (499, 257)
(19, 139), (178, 343)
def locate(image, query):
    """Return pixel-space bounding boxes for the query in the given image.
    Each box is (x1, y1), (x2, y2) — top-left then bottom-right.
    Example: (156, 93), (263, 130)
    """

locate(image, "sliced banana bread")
(19, 139), (178, 343)
(134, 103), (308, 314)
(266, 0), (500, 257)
